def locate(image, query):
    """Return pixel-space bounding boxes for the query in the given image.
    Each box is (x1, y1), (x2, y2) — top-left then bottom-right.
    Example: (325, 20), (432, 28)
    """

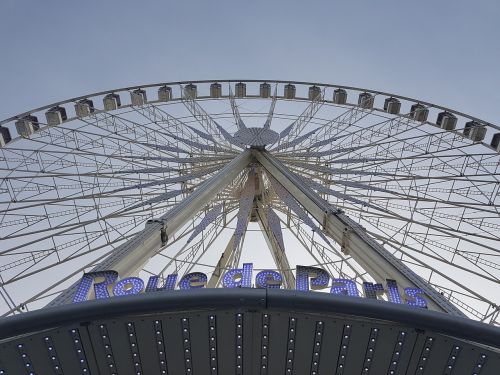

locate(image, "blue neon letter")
(73, 270), (118, 303)
(295, 266), (330, 291)
(223, 263), (253, 288)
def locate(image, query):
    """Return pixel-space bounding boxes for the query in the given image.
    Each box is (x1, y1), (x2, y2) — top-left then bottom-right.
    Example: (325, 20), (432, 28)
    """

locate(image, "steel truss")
(0, 80), (498, 325)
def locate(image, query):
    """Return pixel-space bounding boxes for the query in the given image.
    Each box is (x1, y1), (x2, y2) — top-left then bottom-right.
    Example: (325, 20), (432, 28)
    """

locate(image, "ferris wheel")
(0, 79), (498, 326)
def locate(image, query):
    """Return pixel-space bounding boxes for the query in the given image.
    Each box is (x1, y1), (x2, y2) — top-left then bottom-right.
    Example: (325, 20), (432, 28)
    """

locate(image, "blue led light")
(222, 263), (253, 288)
(178, 272), (207, 289)
(386, 279), (402, 304)
(255, 270), (282, 289)
(112, 277), (144, 296)
(295, 266), (330, 291)
(330, 278), (359, 297)
(363, 282), (385, 300)
(146, 274), (178, 292)
(146, 276), (160, 292)
(73, 270), (118, 302)
(404, 288), (428, 308)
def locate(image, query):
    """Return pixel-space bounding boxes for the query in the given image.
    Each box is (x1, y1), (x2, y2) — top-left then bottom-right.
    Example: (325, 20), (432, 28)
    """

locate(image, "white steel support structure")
(252, 149), (465, 316)
(48, 150), (252, 306)
(1, 79), (498, 324)
(255, 201), (296, 289)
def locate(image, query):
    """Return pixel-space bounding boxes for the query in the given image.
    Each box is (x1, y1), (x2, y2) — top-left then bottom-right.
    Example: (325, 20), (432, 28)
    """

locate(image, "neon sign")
(73, 263), (428, 308)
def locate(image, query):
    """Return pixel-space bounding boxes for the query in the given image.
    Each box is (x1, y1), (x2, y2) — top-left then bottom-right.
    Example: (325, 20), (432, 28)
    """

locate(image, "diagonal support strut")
(252, 148), (465, 316)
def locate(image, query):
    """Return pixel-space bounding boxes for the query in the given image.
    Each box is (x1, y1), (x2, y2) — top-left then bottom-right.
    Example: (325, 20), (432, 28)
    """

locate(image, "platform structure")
(0, 80), (499, 374)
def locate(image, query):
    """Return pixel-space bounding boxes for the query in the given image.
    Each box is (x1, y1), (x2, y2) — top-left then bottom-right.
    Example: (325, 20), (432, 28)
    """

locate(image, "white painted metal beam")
(48, 150), (252, 306)
(256, 201), (296, 289)
(252, 149), (464, 316)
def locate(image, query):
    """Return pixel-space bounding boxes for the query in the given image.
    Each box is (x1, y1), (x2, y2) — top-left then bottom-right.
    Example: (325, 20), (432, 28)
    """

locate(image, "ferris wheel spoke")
(275, 93), (324, 147)
(74, 109), (222, 158)
(316, 123), (500, 200)
(1, 219), (139, 287)
(182, 212), (238, 277)
(181, 86), (240, 149)
(132, 104), (235, 153)
(290, 98), (379, 151)
(380, 231), (500, 283)
(135, 104), (217, 144)
(153, 101), (238, 149)
(0, 232), (135, 316)
(159, 207), (237, 278)
(346, 207), (500, 275)
(0, 174), (202, 241)
(338, 200), (500, 248)
(271, 202), (370, 285)
(384, 238), (497, 309)
(263, 85), (278, 130)
(280, 163), (500, 229)
(426, 283), (490, 321)
(228, 85), (247, 131)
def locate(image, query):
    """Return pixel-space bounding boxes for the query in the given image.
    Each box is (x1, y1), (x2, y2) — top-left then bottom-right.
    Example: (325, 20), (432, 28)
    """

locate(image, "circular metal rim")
(1, 289), (499, 349)
(1, 79), (498, 132)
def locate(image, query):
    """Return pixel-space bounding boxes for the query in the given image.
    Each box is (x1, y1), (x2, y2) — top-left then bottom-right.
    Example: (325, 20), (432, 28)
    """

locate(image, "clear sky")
(1, 0), (499, 124)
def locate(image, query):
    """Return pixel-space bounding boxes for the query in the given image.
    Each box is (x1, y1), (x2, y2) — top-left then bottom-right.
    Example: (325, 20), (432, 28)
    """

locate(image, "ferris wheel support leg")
(207, 236), (236, 288)
(252, 149), (465, 317)
(47, 150), (253, 307)
(255, 202), (296, 289)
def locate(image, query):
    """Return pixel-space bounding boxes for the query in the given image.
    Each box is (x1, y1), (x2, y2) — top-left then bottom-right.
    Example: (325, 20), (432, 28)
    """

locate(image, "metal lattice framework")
(0, 80), (499, 326)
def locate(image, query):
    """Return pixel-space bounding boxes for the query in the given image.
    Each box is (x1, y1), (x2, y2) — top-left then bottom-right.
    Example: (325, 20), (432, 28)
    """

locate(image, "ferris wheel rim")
(1, 78), (498, 133)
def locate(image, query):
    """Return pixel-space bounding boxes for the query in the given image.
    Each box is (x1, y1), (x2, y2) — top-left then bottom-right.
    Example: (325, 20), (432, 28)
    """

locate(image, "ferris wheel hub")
(233, 127), (279, 147)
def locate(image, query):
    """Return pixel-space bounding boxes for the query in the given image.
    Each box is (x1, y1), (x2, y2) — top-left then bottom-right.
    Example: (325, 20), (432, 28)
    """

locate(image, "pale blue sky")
(1, 0), (499, 124)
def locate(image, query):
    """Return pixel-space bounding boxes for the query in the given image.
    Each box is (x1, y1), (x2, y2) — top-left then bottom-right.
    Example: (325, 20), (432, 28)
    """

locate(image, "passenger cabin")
(131, 89), (147, 106)
(308, 85), (321, 101)
(184, 84), (197, 99)
(235, 82), (246, 98)
(333, 89), (347, 104)
(410, 104), (429, 122)
(0, 126), (12, 146)
(75, 99), (94, 118)
(491, 133), (500, 151)
(260, 83), (271, 98)
(358, 93), (374, 109)
(210, 83), (222, 98)
(384, 98), (401, 115)
(158, 86), (172, 102)
(45, 106), (67, 126)
(284, 84), (296, 99)
(103, 93), (121, 111)
(15, 115), (39, 137)
(464, 121), (486, 142)
(436, 111), (457, 130)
